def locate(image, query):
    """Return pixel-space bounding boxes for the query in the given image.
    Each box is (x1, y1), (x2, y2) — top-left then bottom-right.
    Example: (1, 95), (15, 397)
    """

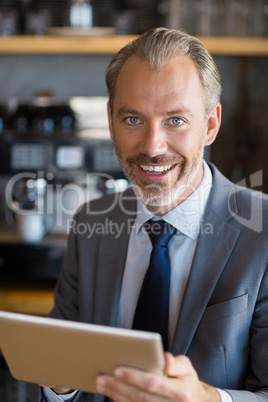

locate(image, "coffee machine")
(0, 96), (126, 280)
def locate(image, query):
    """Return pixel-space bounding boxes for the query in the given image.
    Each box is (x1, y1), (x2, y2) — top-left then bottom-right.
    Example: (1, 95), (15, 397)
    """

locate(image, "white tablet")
(0, 310), (164, 394)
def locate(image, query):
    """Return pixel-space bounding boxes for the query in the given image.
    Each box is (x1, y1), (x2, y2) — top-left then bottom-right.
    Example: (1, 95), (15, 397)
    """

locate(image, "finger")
(165, 354), (207, 401)
(115, 367), (165, 394)
(112, 366), (187, 400)
(164, 353), (196, 379)
(96, 374), (132, 402)
(96, 373), (167, 402)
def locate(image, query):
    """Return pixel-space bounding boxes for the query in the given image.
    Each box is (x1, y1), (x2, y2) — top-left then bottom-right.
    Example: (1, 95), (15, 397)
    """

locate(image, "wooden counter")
(0, 231), (64, 316)
(0, 280), (55, 316)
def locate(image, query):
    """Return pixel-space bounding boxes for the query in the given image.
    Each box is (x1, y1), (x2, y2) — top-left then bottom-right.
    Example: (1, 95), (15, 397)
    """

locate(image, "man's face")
(108, 55), (220, 215)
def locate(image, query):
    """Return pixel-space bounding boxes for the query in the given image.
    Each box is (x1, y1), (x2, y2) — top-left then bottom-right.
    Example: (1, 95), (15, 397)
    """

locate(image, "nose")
(139, 123), (168, 157)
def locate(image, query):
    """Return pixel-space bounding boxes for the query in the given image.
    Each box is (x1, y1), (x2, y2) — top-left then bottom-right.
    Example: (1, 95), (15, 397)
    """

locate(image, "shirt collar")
(135, 161), (213, 240)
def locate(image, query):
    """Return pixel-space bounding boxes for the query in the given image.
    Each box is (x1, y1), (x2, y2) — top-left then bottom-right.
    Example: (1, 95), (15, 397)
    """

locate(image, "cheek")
(172, 128), (205, 155)
(113, 133), (134, 159)
(168, 133), (196, 158)
(114, 129), (141, 154)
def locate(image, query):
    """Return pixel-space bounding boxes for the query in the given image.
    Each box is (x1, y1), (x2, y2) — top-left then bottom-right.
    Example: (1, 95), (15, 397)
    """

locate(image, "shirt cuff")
(216, 388), (233, 402)
(42, 386), (78, 402)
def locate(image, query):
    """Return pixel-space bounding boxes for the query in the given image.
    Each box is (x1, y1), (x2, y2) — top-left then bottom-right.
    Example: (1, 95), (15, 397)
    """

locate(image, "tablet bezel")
(0, 310), (165, 394)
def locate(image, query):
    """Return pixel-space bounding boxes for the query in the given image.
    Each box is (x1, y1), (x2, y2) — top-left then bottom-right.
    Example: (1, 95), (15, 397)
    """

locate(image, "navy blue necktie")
(132, 219), (176, 351)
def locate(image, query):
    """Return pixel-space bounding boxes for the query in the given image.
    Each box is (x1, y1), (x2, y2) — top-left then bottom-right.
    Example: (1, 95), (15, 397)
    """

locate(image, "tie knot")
(144, 219), (176, 247)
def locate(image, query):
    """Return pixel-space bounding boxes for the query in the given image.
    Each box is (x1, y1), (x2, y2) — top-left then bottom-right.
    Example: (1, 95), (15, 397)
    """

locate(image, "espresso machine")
(0, 96), (126, 280)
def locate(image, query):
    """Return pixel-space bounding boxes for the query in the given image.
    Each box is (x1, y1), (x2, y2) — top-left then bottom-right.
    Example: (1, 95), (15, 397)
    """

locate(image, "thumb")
(164, 352), (193, 378)
(164, 352), (177, 377)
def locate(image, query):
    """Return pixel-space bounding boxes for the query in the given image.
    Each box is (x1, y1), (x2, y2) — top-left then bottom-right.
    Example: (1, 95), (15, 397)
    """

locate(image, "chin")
(132, 183), (185, 208)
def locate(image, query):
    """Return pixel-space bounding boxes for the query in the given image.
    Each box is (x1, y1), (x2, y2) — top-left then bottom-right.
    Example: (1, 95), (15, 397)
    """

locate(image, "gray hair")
(106, 27), (222, 117)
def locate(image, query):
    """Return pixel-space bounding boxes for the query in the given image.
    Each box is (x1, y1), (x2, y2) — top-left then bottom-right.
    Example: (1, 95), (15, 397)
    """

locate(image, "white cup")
(16, 212), (46, 243)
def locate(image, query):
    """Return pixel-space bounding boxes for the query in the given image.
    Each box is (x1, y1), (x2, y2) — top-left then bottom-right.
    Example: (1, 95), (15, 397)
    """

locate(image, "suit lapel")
(171, 165), (241, 355)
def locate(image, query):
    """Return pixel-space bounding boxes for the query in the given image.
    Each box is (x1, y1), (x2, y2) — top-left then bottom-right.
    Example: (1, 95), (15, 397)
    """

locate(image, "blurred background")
(0, 1), (267, 400)
(0, 0), (267, 36)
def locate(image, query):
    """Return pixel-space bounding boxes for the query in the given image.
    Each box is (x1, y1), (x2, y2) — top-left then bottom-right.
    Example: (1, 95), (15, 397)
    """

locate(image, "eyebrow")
(116, 107), (194, 119)
(165, 109), (194, 118)
(116, 108), (144, 118)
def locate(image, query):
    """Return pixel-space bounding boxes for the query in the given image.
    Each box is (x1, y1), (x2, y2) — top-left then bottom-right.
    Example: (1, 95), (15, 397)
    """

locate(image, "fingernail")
(96, 378), (106, 393)
(114, 368), (123, 378)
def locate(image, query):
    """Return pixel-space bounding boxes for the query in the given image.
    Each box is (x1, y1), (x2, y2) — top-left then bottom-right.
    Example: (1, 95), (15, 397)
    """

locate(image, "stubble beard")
(114, 138), (205, 208)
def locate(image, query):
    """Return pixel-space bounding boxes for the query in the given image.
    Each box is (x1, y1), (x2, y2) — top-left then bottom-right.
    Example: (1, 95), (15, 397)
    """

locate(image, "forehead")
(113, 55), (205, 112)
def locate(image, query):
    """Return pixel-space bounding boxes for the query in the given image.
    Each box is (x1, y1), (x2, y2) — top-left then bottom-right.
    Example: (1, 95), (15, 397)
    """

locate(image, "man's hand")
(96, 353), (220, 402)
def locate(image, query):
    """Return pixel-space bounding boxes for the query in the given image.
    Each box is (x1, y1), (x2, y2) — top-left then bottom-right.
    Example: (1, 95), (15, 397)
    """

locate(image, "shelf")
(0, 35), (267, 56)
(0, 35), (136, 55)
(198, 36), (268, 56)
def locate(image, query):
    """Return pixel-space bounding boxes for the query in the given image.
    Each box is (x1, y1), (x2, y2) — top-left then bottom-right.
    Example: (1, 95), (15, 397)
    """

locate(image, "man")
(28, 28), (268, 401)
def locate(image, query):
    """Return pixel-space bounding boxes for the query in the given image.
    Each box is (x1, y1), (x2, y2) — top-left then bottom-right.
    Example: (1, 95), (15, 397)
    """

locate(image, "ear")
(107, 102), (114, 141)
(205, 103), (222, 146)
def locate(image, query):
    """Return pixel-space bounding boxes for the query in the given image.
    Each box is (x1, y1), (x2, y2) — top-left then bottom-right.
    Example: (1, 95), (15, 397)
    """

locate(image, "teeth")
(140, 165), (172, 172)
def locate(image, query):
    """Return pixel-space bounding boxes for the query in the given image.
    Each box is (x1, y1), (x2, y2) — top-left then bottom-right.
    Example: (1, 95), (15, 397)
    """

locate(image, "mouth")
(139, 164), (176, 176)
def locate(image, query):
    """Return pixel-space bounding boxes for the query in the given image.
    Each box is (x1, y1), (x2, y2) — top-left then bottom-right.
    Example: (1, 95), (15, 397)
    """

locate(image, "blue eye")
(171, 117), (183, 126)
(127, 116), (140, 124)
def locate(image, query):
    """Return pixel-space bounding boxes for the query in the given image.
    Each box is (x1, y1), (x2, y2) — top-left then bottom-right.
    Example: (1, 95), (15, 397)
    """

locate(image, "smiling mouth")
(139, 164), (174, 175)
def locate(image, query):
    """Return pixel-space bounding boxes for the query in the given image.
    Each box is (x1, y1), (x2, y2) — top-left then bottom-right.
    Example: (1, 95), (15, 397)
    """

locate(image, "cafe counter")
(0, 279), (54, 316)
(0, 230), (67, 316)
